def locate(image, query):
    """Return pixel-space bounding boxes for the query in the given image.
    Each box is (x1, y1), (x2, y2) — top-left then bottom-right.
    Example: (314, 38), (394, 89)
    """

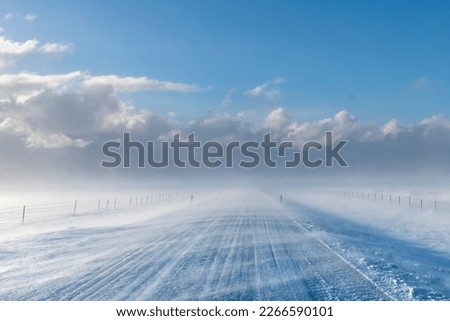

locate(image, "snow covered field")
(0, 189), (449, 300)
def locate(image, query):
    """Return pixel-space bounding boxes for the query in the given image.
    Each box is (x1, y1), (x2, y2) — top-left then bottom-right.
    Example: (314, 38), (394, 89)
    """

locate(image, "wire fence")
(330, 190), (450, 213)
(0, 191), (193, 227)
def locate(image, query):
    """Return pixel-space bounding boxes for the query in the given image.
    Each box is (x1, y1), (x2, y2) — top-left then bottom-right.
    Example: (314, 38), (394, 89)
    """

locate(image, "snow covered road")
(0, 190), (449, 300)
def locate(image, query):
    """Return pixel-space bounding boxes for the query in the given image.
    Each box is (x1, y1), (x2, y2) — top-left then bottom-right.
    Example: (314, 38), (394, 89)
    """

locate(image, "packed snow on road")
(0, 188), (449, 300)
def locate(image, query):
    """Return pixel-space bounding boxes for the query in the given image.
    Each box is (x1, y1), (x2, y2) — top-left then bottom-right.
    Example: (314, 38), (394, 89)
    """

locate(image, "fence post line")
(21, 205), (26, 224)
(434, 201), (437, 211)
(398, 195), (401, 205)
(106, 199), (109, 211)
(421, 199), (423, 210)
(129, 198), (132, 208)
(389, 194), (392, 204)
(409, 197), (411, 207)
(73, 200), (78, 215)
(114, 198), (117, 210)
(98, 199), (101, 212)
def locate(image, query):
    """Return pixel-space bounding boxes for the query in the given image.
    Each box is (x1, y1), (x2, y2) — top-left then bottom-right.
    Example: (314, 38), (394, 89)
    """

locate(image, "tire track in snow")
(198, 210), (243, 299)
(116, 213), (236, 300)
(57, 220), (206, 300)
(287, 216), (396, 300)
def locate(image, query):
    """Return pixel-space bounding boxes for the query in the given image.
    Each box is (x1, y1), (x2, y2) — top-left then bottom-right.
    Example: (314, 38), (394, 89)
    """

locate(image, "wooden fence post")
(21, 206), (26, 224)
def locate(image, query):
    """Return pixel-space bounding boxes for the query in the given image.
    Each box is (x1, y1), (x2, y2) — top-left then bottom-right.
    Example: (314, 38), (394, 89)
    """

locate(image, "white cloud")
(26, 131), (89, 149)
(0, 71), (204, 102)
(236, 110), (256, 119)
(0, 73), (182, 152)
(102, 102), (148, 130)
(83, 75), (202, 93)
(418, 114), (450, 129)
(0, 31), (448, 179)
(0, 34), (202, 97)
(2, 13), (39, 22)
(263, 107), (293, 131)
(0, 36), (38, 55)
(381, 119), (403, 138)
(4, 13), (14, 21)
(0, 71), (84, 101)
(0, 117), (90, 149)
(0, 35), (71, 68)
(246, 83), (267, 97)
(24, 14), (37, 22)
(245, 78), (285, 102)
(187, 112), (255, 141)
(260, 109), (391, 144)
(40, 42), (71, 53)
(1, 82), (450, 180)
(222, 88), (237, 106)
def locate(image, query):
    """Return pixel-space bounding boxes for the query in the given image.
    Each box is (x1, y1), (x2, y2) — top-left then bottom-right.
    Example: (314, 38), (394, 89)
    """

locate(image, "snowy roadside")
(0, 190), (219, 243)
(283, 190), (450, 255)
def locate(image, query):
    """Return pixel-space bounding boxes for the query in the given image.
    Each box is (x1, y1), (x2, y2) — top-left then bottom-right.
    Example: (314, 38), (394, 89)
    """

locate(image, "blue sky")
(2, 1), (450, 180)
(2, 0), (449, 123)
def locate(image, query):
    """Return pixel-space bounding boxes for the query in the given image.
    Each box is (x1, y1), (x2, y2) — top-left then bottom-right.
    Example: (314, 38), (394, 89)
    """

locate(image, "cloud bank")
(0, 33), (449, 183)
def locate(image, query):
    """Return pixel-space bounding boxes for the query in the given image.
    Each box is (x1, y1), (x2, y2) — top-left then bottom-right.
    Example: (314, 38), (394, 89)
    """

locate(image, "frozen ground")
(0, 189), (449, 300)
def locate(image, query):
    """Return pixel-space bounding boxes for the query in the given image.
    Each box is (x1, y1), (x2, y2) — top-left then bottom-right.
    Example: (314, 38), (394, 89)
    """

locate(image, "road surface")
(0, 190), (449, 300)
